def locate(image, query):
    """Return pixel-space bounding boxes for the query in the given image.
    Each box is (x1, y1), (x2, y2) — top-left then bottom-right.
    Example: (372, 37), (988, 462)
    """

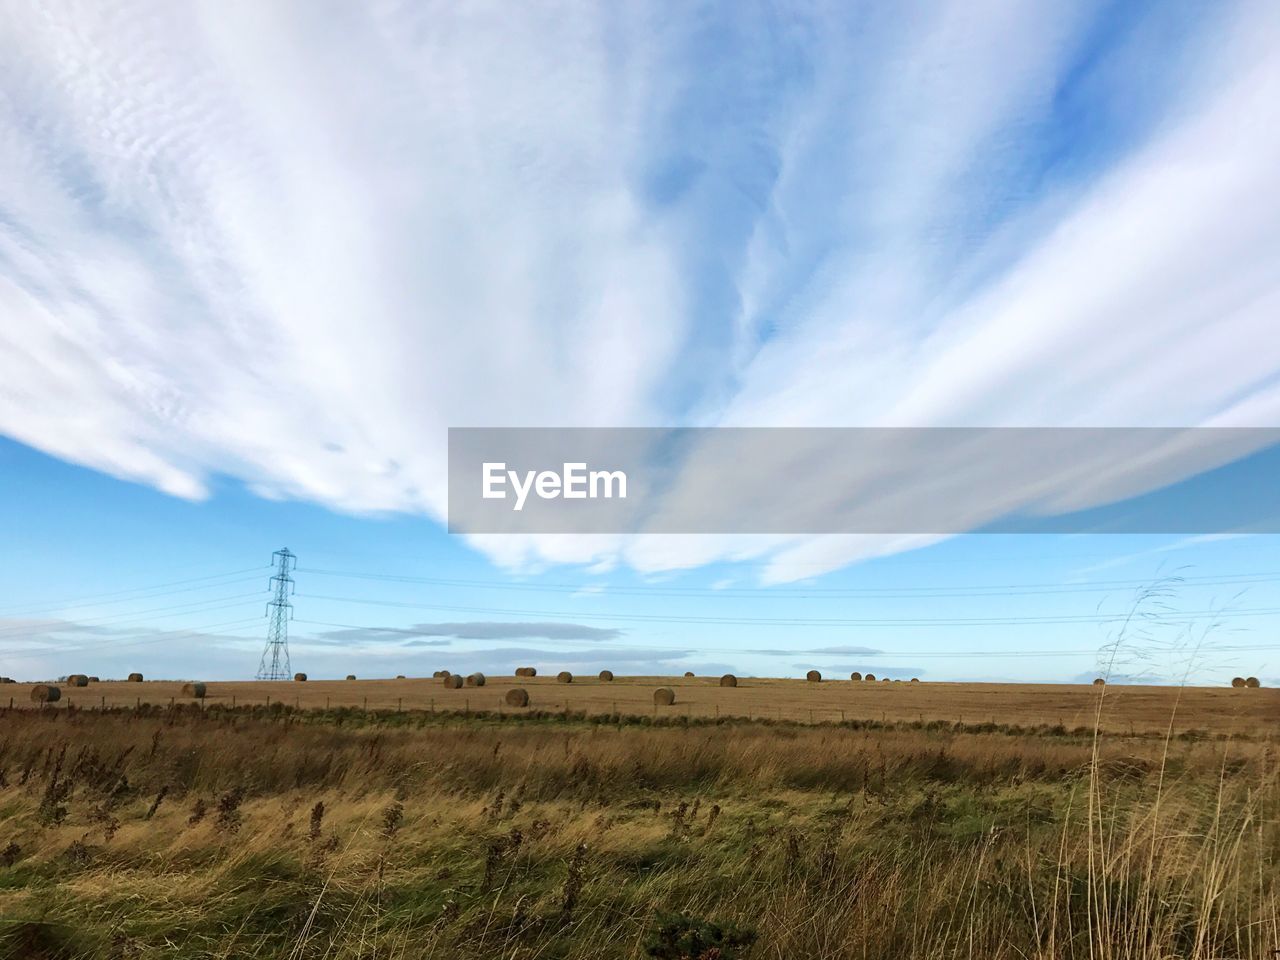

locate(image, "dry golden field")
(4, 674), (1275, 735)
(0, 705), (1276, 959)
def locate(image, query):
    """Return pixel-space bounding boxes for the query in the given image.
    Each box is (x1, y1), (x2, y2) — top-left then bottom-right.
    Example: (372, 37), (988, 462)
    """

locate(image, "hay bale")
(294, 672), (307, 682)
(882, 677), (891, 683)
(433, 670), (449, 678)
(67, 674), (89, 687)
(505, 688), (529, 707)
(598, 670), (614, 682)
(653, 687), (676, 706)
(88, 676), (99, 683)
(849, 671), (862, 681)
(127, 672), (144, 682)
(515, 667), (537, 677)
(0, 677), (13, 684)
(719, 674), (737, 687)
(395, 674), (406, 679)
(442, 674), (463, 689)
(1092, 678), (1106, 686)
(466, 673), (486, 687)
(1245, 676), (1261, 688)
(910, 678), (920, 683)
(864, 673), (876, 681)
(806, 670), (821, 682)
(345, 674), (357, 680)
(557, 671), (573, 684)
(30, 684), (60, 703)
(1231, 676), (1246, 688)
(181, 682), (207, 699)
(683, 671), (695, 678)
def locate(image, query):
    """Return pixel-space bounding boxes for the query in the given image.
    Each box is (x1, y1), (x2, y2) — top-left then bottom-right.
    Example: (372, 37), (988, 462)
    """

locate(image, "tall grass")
(0, 707), (1274, 959)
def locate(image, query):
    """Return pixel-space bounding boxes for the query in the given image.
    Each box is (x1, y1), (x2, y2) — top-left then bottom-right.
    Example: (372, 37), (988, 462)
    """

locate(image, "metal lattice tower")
(256, 548), (296, 680)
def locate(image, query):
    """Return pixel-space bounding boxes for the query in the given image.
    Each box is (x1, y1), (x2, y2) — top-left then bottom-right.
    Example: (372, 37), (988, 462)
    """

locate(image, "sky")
(1, 0), (1278, 684)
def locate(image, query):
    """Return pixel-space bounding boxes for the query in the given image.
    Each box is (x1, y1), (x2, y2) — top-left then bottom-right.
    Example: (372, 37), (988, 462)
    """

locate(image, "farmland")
(4, 674), (1276, 736)
(0, 699), (1277, 960)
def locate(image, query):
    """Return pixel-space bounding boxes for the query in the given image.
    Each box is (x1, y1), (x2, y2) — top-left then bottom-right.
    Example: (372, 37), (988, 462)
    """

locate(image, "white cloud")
(1, 0), (1278, 582)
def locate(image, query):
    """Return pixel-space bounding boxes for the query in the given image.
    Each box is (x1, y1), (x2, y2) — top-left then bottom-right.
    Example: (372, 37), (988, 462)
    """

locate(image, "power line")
(0, 616), (266, 660)
(0, 592), (267, 637)
(295, 592), (1280, 627)
(289, 617), (1280, 659)
(294, 566), (1280, 599)
(0, 566), (266, 616)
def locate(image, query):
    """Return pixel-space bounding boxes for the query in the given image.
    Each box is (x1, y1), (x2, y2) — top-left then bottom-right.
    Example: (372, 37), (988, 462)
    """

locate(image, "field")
(4, 674), (1276, 735)
(0, 681), (1277, 960)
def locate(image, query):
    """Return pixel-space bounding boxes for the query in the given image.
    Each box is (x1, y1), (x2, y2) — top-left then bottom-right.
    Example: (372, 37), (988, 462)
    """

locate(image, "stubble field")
(5, 674), (1276, 735)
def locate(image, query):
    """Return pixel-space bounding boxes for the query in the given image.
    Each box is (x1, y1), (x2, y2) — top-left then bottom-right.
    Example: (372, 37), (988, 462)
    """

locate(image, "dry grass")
(0, 707), (1274, 959)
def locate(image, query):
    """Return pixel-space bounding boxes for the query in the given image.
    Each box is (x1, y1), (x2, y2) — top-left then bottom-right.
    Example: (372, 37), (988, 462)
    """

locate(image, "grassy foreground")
(0, 705), (1276, 959)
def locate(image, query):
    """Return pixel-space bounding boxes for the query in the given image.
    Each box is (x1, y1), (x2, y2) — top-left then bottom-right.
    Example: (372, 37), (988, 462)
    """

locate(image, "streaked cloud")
(2, 1), (1278, 582)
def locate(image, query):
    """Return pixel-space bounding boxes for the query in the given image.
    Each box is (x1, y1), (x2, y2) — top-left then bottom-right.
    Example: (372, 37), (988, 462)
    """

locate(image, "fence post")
(397, 697), (402, 713)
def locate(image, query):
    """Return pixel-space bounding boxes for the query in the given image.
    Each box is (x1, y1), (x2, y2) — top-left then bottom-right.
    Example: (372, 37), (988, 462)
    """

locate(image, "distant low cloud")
(751, 645), (882, 657)
(317, 621), (623, 645)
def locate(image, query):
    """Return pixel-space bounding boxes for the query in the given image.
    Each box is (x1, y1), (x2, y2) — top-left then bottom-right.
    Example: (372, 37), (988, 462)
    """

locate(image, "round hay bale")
(515, 667), (537, 677)
(683, 671), (695, 678)
(806, 670), (822, 682)
(505, 688), (529, 707)
(127, 672), (144, 682)
(598, 669), (614, 682)
(910, 678), (920, 683)
(30, 684), (60, 703)
(88, 676), (99, 683)
(1245, 676), (1261, 688)
(396, 674), (406, 679)
(0, 677), (13, 684)
(719, 674), (737, 687)
(181, 681), (207, 699)
(864, 673), (876, 682)
(557, 671), (573, 684)
(433, 670), (449, 678)
(294, 672), (307, 682)
(882, 677), (891, 683)
(67, 674), (89, 687)
(442, 674), (463, 689)
(653, 687), (676, 706)
(345, 674), (357, 680)
(466, 673), (486, 687)
(1231, 676), (1246, 688)
(849, 671), (862, 681)
(1092, 678), (1106, 686)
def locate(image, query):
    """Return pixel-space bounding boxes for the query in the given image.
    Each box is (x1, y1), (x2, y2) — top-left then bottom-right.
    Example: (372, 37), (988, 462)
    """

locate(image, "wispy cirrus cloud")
(2, 1), (1279, 582)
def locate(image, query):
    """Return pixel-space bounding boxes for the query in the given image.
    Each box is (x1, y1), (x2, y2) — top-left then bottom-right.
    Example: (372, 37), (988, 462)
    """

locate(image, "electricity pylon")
(256, 548), (296, 680)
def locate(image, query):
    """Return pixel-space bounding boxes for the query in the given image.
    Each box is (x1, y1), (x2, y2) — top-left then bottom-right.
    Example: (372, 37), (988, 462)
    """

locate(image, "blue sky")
(1, 1), (1278, 683)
